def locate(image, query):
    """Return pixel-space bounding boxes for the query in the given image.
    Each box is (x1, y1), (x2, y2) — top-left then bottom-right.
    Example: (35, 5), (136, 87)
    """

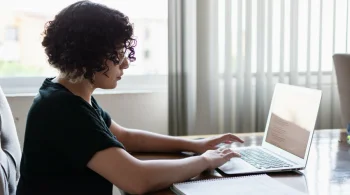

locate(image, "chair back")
(0, 86), (21, 195)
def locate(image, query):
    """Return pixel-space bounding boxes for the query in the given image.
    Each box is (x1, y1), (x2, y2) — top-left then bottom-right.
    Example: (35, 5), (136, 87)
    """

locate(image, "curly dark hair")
(42, 0), (136, 83)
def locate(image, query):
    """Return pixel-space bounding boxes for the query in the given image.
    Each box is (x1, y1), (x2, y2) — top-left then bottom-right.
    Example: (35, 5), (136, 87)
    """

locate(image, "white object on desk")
(171, 174), (306, 195)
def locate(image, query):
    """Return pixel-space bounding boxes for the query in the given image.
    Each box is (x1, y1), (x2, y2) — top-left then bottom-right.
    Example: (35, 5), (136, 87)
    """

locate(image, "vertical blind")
(218, 0), (348, 133)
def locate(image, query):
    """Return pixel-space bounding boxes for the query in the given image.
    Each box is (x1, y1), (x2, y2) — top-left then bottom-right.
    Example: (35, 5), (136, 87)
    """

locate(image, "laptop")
(217, 83), (322, 175)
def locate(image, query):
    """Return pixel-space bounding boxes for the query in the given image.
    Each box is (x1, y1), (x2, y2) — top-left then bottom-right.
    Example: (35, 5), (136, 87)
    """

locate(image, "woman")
(17, 1), (243, 195)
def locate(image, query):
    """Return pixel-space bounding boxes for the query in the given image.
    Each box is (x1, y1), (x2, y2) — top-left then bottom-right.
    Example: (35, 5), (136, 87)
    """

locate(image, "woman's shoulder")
(29, 78), (86, 113)
(36, 87), (76, 107)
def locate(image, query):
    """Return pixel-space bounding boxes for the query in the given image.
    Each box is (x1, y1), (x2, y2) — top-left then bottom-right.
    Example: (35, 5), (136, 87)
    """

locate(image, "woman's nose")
(121, 59), (129, 69)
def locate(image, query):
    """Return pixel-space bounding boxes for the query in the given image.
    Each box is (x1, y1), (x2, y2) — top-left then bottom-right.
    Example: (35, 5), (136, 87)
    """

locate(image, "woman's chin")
(99, 82), (118, 90)
(109, 82), (118, 89)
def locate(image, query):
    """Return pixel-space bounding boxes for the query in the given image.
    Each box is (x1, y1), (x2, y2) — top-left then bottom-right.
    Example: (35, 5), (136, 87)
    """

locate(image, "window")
(144, 50), (150, 59)
(218, 0), (349, 74)
(0, 0), (168, 94)
(145, 27), (150, 40)
(5, 26), (18, 41)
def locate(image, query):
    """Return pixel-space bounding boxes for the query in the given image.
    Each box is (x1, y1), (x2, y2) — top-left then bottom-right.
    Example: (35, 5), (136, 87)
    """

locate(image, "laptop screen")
(265, 84), (321, 159)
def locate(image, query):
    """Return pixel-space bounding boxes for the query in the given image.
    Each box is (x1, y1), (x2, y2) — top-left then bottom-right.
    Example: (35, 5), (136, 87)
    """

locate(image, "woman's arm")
(88, 146), (239, 194)
(110, 120), (243, 153)
(109, 120), (196, 152)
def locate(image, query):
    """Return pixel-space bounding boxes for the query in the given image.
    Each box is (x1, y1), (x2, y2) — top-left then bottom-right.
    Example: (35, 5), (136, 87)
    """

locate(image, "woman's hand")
(190, 133), (244, 154)
(201, 148), (241, 170)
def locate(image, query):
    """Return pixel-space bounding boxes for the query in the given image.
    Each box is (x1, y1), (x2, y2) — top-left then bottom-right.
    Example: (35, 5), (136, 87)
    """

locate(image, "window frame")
(0, 75), (168, 95)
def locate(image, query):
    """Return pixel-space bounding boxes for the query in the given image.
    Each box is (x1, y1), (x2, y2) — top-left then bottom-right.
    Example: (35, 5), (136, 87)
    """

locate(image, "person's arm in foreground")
(88, 145), (239, 194)
(109, 120), (244, 154)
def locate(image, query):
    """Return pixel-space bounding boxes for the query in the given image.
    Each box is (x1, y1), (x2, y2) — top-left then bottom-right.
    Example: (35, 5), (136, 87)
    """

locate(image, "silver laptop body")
(217, 83), (322, 175)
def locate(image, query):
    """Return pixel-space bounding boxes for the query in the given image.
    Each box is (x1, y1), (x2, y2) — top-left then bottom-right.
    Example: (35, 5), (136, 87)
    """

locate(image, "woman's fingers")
(224, 152), (240, 161)
(217, 134), (244, 144)
(225, 134), (244, 143)
(221, 148), (232, 154)
(220, 148), (241, 158)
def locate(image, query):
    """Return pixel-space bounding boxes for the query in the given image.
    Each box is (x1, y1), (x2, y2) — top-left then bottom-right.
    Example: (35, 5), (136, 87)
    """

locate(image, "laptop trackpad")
(218, 158), (257, 173)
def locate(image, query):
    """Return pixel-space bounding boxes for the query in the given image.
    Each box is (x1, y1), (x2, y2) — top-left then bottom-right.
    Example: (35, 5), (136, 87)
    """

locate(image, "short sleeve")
(54, 99), (124, 169)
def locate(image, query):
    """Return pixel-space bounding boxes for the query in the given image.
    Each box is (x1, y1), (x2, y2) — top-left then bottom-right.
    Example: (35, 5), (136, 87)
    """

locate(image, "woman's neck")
(53, 76), (95, 105)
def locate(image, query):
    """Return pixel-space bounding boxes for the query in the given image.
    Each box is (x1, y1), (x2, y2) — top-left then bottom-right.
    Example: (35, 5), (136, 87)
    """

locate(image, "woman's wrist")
(184, 139), (200, 153)
(175, 138), (199, 153)
(197, 155), (210, 170)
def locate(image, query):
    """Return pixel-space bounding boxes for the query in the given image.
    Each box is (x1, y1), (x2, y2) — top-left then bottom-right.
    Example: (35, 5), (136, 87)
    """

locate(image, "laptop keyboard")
(239, 148), (292, 169)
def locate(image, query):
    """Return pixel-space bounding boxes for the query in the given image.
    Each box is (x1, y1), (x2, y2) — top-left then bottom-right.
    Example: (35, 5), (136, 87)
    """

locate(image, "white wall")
(6, 92), (169, 149)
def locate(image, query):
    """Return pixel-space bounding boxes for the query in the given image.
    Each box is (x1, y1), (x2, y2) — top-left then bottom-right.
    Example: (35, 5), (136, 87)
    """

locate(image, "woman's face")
(93, 52), (130, 89)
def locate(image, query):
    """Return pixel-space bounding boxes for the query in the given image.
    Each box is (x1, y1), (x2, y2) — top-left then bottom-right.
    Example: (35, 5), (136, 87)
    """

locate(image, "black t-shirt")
(16, 78), (125, 195)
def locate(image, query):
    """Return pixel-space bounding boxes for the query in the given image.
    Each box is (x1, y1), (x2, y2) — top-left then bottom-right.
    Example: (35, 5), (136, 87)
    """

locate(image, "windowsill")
(5, 88), (167, 98)
(0, 75), (168, 97)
